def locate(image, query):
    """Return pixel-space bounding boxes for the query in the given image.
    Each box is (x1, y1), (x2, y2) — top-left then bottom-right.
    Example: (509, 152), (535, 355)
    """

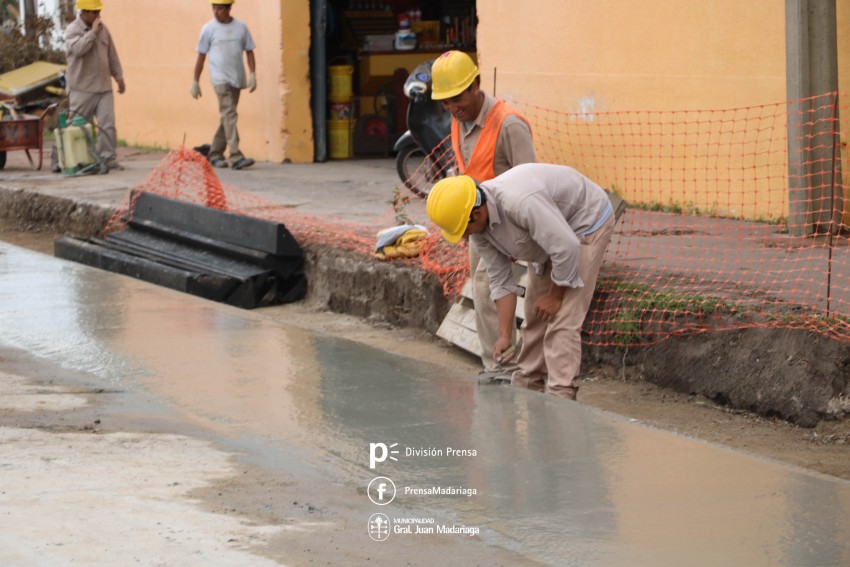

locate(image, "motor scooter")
(393, 60), (454, 198)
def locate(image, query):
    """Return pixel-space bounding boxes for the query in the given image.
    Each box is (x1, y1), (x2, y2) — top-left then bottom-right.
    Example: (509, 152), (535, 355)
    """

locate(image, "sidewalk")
(0, 146), (406, 225)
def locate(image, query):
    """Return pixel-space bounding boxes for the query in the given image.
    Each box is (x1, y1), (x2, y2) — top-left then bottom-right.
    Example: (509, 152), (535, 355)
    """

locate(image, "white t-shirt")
(196, 18), (256, 89)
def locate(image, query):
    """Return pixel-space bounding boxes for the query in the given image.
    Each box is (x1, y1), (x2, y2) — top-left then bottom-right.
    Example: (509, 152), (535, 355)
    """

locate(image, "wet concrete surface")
(2, 242), (850, 566)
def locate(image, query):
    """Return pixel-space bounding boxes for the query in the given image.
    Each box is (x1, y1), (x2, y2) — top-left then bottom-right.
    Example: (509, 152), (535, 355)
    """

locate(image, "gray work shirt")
(471, 163), (612, 301)
(64, 16), (123, 94)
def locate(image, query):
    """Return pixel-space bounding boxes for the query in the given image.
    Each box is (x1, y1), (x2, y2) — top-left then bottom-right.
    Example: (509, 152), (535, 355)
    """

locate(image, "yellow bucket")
(328, 65), (354, 102)
(328, 119), (352, 159)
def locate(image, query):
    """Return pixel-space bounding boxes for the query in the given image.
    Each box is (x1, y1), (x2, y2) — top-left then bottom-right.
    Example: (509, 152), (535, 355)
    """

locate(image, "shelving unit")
(341, 10), (397, 51)
(325, 0), (478, 158)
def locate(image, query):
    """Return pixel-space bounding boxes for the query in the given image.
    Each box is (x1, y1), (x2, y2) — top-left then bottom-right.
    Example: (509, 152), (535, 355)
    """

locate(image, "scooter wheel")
(396, 145), (435, 199)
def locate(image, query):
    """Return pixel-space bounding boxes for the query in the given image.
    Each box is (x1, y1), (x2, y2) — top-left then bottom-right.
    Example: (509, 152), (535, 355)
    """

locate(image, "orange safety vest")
(451, 99), (531, 182)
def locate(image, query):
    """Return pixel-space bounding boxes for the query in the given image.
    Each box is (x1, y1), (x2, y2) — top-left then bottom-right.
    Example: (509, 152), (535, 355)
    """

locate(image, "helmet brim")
(441, 225), (466, 243)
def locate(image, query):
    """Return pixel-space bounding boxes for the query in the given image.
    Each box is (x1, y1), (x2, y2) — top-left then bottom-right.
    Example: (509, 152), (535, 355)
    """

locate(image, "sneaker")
(231, 157), (255, 170)
(209, 157), (229, 168)
(106, 160), (124, 171)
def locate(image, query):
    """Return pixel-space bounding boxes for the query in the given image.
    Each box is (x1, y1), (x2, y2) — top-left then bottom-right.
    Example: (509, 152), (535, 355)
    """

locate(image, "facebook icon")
(368, 476), (396, 506)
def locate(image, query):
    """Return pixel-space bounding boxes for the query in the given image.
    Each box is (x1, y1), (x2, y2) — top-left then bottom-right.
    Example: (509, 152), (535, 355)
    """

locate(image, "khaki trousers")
(469, 239), (518, 371)
(68, 90), (117, 162)
(209, 83), (243, 162)
(511, 214), (615, 398)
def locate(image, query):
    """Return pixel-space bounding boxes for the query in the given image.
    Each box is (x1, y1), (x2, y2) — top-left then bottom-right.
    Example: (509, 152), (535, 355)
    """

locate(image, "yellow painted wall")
(477, 0), (847, 221)
(100, 0), (849, 179)
(105, 0), (313, 163)
(477, 0), (786, 113)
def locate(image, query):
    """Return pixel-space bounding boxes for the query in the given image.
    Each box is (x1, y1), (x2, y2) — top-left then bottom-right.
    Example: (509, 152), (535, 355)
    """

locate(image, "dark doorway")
(314, 0), (476, 161)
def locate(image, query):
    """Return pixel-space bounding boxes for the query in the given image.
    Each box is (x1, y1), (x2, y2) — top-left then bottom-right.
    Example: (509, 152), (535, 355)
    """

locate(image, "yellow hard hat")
(75, 0), (103, 10)
(426, 176), (478, 243)
(431, 51), (480, 100)
(210, 0), (235, 4)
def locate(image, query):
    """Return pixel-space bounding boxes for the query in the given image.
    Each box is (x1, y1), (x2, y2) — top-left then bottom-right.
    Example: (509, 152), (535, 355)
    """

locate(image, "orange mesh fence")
(106, 91), (850, 347)
(399, 135), (456, 199)
(105, 147), (390, 258)
(514, 92), (849, 345)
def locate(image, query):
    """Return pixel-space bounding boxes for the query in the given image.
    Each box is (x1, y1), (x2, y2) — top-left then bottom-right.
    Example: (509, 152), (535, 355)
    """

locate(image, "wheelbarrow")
(0, 102), (58, 171)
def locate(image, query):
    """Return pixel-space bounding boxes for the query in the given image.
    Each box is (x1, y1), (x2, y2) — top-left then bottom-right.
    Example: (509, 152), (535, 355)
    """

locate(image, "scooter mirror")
(404, 80), (428, 98)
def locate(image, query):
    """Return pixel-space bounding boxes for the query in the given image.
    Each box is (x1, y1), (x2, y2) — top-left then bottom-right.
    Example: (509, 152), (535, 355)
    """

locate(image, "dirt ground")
(2, 219), (849, 483)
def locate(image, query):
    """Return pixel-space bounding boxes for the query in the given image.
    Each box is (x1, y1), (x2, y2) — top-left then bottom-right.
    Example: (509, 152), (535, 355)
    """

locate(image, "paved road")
(2, 242), (849, 566)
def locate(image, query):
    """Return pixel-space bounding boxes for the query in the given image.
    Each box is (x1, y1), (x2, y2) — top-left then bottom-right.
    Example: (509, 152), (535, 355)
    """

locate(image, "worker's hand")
(190, 80), (202, 99)
(248, 73), (257, 93)
(533, 294), (562, 323)
(116, 79), (126, 95)
(91, 18), (102, 34)
(492, 336), (515, 366)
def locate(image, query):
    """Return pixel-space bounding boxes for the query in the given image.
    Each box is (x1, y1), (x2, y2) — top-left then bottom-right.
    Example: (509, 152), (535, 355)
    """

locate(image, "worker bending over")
(427, 164), (617, 401)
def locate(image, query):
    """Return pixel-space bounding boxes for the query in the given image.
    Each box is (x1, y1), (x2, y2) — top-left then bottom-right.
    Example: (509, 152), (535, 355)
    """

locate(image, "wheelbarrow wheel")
(0, 151), (6, 170)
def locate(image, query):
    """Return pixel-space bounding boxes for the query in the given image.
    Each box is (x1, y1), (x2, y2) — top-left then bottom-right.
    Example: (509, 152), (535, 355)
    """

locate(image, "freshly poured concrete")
(1, 241), (850, 567)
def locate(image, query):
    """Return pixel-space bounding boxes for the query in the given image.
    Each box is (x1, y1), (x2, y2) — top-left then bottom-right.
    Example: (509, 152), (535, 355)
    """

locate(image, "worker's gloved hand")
(248, 73), (257, 93)
(190, 80), (202, 99)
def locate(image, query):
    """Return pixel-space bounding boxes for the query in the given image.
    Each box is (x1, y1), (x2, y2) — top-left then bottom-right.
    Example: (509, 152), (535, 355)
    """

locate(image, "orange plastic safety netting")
(106, 91), (850, 347)
(513, 91), (850, 346)
(104, 147), (390, 258)
(408, 91), (850, 346)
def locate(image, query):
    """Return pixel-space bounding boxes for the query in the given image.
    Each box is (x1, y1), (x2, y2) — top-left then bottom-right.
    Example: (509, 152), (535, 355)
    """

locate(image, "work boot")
(231, 157), (255, 170)
(209, 157), (229, 168)
(50, 145), (61, 173)
(510, 369), (546, 392)
(548, 385), (579, 401)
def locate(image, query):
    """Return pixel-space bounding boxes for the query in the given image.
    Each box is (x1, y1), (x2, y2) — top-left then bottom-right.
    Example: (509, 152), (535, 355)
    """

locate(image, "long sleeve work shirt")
(472, 163), (612, 301)
(65, 16), (123, 93)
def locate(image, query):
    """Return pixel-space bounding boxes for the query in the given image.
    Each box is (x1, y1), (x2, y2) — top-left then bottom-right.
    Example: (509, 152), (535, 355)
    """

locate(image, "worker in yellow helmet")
(430, 50), (535, 375)
(427, 164), (619, 401)
(191, 0), (257, 170)
(63, 0), (125, 171)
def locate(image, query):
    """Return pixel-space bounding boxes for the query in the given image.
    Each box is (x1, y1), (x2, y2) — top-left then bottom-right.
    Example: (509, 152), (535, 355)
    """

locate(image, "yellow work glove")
(397, 229), (427, 245)
(190, 80), (202, 99)
(373, 229), (428, 260)
(248, 73), (257, 93)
